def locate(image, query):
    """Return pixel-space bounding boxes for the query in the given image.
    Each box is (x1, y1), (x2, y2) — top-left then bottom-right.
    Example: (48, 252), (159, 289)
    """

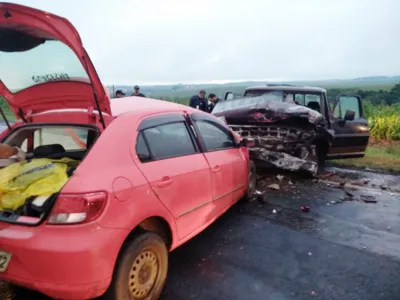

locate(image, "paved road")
(3, 168), (400, 300)
(159, 169), (400, 300)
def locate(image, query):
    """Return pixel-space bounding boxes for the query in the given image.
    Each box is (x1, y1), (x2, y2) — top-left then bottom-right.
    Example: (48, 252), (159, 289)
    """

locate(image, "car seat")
(307, 101), (321, 112)
(33, 144), (66, 158)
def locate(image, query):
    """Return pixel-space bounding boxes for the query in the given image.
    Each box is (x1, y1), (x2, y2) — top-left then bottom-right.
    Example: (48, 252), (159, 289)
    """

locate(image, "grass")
(331, 140), (400, 173)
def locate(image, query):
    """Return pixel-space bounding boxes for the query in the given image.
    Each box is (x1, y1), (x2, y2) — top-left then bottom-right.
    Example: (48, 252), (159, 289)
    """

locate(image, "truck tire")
(104, 232), (168, 300)
(243, 160), (257, 201)
(316, 141), (328, 167)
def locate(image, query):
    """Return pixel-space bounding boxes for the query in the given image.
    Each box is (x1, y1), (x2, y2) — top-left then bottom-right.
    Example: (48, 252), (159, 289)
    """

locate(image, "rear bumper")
(0, 222), (128, 299)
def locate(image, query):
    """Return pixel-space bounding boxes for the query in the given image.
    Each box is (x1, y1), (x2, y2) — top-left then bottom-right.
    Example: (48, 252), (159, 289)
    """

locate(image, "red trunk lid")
(0, 3), (111, 122)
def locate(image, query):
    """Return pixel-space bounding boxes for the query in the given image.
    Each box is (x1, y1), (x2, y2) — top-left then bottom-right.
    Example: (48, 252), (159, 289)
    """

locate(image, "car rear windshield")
(0, 38), (89, 93)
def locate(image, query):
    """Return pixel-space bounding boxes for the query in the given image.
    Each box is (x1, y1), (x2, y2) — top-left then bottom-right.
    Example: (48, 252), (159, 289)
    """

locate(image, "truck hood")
(0, 3), (111, 121)
(212, 95), (326, 126)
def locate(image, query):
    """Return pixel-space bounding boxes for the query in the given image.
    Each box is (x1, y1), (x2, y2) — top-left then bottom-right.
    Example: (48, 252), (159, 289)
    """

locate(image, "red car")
(0, 3), (256, 299)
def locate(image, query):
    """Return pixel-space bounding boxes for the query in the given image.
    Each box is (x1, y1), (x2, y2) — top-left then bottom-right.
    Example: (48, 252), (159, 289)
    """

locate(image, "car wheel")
(104, 232), (168, 300)
(243, 160), (256, 201)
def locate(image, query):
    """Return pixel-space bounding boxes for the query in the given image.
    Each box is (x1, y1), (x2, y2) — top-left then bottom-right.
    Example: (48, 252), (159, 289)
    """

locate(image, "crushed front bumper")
(230, 125), (319, 175)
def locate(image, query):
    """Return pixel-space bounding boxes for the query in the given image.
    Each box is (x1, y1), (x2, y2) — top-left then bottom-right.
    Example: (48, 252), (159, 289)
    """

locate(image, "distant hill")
(107, 76), (400, 99)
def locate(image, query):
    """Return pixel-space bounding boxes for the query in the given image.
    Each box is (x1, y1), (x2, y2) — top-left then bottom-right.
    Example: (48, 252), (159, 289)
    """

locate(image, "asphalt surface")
(2, 167), (400, 300)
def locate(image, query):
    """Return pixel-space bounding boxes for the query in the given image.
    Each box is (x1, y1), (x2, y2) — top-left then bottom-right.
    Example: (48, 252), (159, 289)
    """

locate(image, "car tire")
(104, 232), (168, 300)
(243, 160), (257, 201)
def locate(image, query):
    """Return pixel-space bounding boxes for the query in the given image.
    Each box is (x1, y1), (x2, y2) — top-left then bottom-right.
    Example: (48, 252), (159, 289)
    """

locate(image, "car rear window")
(0, 39), (89, 93)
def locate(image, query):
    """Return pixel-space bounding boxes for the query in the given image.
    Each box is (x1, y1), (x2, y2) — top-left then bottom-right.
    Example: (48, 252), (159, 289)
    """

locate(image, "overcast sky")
(10, 0), (400, 85)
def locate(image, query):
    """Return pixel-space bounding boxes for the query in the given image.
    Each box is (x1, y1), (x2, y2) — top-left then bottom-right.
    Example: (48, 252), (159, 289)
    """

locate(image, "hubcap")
(129, 250), (159, 298)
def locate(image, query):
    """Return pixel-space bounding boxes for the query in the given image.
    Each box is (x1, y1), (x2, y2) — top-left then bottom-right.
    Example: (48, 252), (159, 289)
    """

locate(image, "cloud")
(7, 0), (400, 84)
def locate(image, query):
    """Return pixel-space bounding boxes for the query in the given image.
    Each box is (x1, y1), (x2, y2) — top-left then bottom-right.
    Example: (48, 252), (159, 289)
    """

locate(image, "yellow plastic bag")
(0, 158), (78, 211)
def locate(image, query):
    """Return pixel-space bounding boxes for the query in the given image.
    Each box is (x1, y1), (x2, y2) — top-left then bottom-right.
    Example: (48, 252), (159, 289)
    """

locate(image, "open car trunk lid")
(0, 3), (111, 126)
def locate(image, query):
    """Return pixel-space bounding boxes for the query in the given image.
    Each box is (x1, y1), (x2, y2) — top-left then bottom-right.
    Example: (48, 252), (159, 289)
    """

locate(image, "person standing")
(115, 90), (125, 98)
(189, 89), (207, 112)
(207, 93), (220, 113)
(133, 85), (146, 97)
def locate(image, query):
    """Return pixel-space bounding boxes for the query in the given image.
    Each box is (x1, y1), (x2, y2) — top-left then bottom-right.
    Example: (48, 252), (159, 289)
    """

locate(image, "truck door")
(328, 94), (370, 159)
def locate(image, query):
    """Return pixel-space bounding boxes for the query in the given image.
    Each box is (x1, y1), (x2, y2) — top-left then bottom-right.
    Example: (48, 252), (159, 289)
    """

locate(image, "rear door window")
(195, 120), (236, 151)
(139, 122), (197, 161)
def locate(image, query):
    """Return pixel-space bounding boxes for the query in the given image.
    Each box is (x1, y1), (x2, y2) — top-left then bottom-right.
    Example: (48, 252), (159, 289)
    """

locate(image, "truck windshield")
(212, 91), (284, 114)
(243, 90), (323, 113)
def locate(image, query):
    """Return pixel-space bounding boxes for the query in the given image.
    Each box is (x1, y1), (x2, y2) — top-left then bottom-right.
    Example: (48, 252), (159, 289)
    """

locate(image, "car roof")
(110, 96), (195, 117)
(245, 85), (327, 93)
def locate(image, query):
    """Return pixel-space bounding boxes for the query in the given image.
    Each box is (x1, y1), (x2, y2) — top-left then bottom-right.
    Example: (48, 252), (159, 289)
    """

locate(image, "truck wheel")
(104, 232), (168, 300)
(316, 143), (328, 167)
(243, 160), (257, 201)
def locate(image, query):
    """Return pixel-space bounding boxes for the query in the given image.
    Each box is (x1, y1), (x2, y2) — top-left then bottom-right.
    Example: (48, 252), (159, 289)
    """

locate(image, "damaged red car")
(0, 3), (255, 300)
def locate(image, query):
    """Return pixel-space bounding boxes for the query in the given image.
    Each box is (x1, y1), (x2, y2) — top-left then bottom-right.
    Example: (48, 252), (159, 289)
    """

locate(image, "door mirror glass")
(333, 95), (361, 120)
(225, 92), (234, 100)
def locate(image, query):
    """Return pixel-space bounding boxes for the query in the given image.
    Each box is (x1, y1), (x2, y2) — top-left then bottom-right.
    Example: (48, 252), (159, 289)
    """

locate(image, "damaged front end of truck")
(212, 93), (334, 176)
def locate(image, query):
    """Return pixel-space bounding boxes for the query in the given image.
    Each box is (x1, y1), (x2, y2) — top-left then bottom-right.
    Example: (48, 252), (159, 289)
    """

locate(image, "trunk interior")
(0, 124), (100, 225)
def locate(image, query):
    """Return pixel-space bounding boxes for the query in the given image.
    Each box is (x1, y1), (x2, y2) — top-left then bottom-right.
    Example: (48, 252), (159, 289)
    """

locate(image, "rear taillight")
(47, 192), (107, 225)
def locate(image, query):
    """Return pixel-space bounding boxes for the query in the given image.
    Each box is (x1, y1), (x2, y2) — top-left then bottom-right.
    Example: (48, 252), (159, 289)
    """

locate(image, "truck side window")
(333, 96), (361, 119)
(294, 94), (305, 105)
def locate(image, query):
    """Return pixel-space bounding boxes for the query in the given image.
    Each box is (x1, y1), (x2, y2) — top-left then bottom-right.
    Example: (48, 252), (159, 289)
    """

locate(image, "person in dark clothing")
(115, 90), (125, 98)
(189, 89), (207, 112)
(207, 93), (220, 113)
(133, 85), (146, 97)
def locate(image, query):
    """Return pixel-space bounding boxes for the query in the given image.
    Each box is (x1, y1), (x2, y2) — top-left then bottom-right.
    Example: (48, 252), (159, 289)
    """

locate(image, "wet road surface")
(159, 168), (400, 300)
(3, 168), (400, 300)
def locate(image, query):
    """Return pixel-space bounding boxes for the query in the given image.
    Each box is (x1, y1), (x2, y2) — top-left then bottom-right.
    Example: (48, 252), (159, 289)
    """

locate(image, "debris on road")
(272, 209), (277, 214)
(254, 190), (268, 204)
(267, 183), (280, 190)
(317, 172), (335, 180)
(345, 189), (354, 198)
(360, 195), (377, 204)
(276, 174), (284, 181)
(300, 205), (311, 212)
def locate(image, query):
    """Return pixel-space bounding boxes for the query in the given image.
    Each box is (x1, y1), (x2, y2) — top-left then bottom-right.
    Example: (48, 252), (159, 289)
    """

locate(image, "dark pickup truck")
(212, 84), (370, 175)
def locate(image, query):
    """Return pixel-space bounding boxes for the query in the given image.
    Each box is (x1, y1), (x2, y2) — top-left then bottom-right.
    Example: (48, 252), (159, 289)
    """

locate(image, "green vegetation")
(365, 102), (400, 140)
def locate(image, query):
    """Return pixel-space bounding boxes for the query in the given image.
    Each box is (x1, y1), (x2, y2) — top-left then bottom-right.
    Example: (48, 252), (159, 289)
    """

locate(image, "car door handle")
(157, 177), (172, 188)
(212, 165), (221, 173)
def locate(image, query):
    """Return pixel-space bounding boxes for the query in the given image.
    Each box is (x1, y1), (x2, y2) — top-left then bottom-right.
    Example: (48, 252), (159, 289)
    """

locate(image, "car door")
(134, 113), (214, 240)
(328, 94), (370, 159)
(190, 112), (247, 213)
